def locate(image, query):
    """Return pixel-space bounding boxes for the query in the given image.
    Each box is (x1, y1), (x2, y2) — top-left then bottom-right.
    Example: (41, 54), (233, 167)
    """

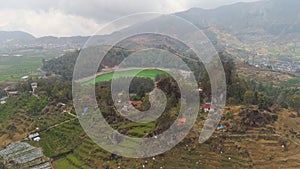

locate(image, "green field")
(0, 55), (44, 82)
(83, 69), (168, 86)
(283, 76), (300, 87)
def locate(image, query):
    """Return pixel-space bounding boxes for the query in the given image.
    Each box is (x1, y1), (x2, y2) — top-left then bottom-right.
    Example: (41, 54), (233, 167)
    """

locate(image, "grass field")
(284, 76), (300, 87)
(83, 69), (168, 86)
(0, 55), (44, 82)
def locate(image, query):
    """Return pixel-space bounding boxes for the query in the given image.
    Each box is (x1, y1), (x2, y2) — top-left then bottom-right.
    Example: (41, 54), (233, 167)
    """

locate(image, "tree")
(136, 86), (146, 100)
(253, 91), (259, 105)
(289, 95), (300, 113)
(258, 93), (271, 110)
(243, 90), (255, 105)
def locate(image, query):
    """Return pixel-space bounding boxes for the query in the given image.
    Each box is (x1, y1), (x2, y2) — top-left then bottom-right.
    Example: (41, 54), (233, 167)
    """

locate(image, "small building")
(28, 133), (40, 140)
(7, 91), (18, 97)
(0, 100), (6, 105)
(31, 82), (37, 88)
(129, 101), (143, 106)
(202, 103), (215, 112)
(0, 142), (52, 168)
(0, 96), (8, 101)
(178, 118), (186, 123)
(33, 137), (41, 142)
(31, 82), (38, 93)
(21, 76), (29, 80)
(57, 102), (66, 107)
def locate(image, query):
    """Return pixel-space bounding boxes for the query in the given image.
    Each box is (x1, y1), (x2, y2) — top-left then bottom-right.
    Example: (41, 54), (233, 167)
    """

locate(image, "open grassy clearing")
(282, 75), (300, 87)
(0, 55), (44, 82)
(82, 69), (168, 86)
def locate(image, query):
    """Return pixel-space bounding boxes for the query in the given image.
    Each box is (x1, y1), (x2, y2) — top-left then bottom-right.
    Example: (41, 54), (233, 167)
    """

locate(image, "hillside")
(1, 1), (300, 168)
(176, 0), (300, 38)
(0, 31), (35, 43)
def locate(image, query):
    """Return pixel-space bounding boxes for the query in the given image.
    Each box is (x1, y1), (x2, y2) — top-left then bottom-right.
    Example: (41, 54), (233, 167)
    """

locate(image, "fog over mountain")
(1, 0), (299, 45)
(0, 31), (35, 43)
(176, 0), (300, 36)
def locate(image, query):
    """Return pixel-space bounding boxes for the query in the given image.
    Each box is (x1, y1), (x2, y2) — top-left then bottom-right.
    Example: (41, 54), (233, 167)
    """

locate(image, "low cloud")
(0, 9), (101, 37)
(0, 0), (260, 36)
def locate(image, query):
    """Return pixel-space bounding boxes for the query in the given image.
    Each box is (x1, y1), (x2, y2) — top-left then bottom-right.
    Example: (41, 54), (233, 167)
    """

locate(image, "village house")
(28, 133), (40, 141)
(31, 82), (38, 94)
(7, 91), (18, 97)
(202, 103), (215, 112)
(129, 101), (143, 106)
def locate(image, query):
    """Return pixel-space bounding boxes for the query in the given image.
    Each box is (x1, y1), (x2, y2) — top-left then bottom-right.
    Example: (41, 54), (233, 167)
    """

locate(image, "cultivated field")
(83, 69), (168, 86)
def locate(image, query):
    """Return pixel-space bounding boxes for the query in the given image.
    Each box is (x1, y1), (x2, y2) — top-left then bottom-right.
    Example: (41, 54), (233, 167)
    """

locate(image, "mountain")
(2, 0), (300, 58)
(0, 31), (36, 43)
(82, 0), (300, 51)
(176, 0), (300, 39)
(0, 32), (89, 52)
(35, 36), (89, 46)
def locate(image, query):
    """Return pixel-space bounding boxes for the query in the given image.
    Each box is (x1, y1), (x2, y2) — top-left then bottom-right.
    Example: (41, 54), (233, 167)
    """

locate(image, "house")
(116, 99), (122, 103)
(33, 137), (41, 142)
(0, 100), (6, 105)
(1, 96), (8, 101)
(177, 117), (187, 126)
(31, 82), (38, 93)
(57, 102), (66, 107)
(21, 76), (29, 80)
(7, 91), (18, 97)
(129, 101), (143, 106)
(28, 133), (39, 140)
(178, 118), (186, 123)
(31, 82), (37, 88)
(202, 103), (215, 112)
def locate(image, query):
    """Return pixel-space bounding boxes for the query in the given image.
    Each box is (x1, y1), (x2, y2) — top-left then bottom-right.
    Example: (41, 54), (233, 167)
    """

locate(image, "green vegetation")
(0, 41), (298, 169)
(0, 55), (44, 82)
(42, 47), (133, 80)
(83, 69), (167, 86)
(283, 76), (300, 87)
(32, 119), (83, 157)
(0, 95), (48, 123)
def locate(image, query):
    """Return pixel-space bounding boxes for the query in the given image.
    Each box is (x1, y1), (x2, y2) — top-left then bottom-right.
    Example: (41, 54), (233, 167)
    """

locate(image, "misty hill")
(0, 31), (89, 51)
(2, 0), (300, 53)
(176, 0), (300, 39)
(36, 36), (89, 45)
(0, 31), (35, 43)
(85, 0), (300, 54)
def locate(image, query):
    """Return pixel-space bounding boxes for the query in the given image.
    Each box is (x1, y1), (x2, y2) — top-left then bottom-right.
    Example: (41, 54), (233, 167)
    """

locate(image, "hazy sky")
(0, 0), (260, 37)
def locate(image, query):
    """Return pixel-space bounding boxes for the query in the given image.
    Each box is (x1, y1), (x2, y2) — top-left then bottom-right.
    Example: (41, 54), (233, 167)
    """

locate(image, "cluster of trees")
(289, 94), (300, 113)
(40, 43), (298, 113)
(42, 50), (80, 80)
(0, 89), (7, 98)
(17, 77), (72, 103)
(242, 90), (272, 109)
(155, 74), (180, 110)
(42, 47), (133, 80)
(199, 52), (276, 110)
